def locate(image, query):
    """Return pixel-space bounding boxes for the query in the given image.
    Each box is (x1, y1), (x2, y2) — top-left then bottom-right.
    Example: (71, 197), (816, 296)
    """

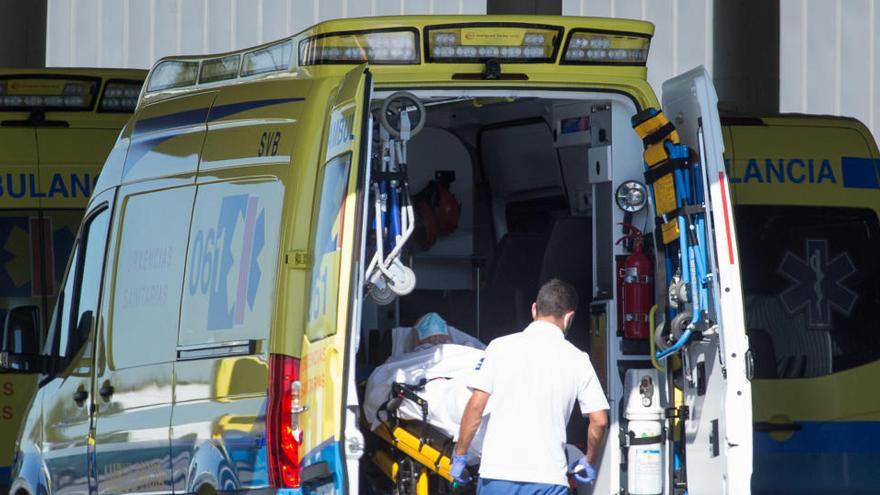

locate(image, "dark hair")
(535, 278), (578, 318)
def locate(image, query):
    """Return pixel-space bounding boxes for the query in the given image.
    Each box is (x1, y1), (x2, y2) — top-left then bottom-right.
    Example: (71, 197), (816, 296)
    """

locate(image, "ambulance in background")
(0, 68), (145, 492)
(722, 114), (880, 494)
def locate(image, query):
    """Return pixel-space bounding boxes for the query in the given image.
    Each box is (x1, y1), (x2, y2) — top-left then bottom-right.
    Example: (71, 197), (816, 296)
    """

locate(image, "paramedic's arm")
(586, 409), (609, 464)
(454, 389), (490, 456)
(579, 355), (610, 465)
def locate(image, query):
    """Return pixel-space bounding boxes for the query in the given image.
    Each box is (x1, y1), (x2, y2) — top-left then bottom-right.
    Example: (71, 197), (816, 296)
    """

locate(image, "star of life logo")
(777, 239), (858, 329)
(188, 194), (266, 330)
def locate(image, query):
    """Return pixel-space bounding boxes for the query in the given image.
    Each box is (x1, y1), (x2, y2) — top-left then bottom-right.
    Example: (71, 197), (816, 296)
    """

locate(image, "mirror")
(0, 305), (45, 373)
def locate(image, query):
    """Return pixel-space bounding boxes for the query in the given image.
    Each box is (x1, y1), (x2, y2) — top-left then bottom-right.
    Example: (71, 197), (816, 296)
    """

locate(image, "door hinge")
(286, 250), (310, 269)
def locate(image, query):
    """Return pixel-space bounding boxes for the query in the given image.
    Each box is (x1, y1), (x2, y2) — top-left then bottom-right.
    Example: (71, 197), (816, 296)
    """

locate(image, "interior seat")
(480, 232), (549, 342)
(538, 216), (594, 445)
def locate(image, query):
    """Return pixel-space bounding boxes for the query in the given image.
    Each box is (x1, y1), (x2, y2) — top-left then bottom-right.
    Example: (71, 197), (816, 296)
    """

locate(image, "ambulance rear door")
(661, 67), (753, 494)
(299, 65), (371, 494)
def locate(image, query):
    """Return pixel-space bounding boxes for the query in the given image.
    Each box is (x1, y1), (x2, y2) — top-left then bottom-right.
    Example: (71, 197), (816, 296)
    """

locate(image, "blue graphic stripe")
(301, 438), (344, 494)
(208, 97), (304, 121)
(0, 465), (10, 483)
(132, 107), (210, 136)
(754, 420), (880, 454)
(841, 156), (880, 189)
(130, 97), (304, 137)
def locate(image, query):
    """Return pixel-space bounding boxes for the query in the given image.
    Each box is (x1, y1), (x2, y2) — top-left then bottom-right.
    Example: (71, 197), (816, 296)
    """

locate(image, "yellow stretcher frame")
(372, 424), (454, 483)
(632, 109), (685, 245)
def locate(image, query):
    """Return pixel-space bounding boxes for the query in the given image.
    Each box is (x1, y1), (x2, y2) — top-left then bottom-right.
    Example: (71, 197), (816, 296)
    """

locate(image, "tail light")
(267, 353), (302, 488)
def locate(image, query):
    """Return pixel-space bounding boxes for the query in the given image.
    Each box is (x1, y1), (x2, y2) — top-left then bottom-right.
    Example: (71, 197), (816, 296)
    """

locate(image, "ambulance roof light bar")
(562, 30), (650, 65)
(299, 29), (419, 65)
(425, 24), (562, 63)
(0, 76), (98, 111)
(145, 38), (294, 93)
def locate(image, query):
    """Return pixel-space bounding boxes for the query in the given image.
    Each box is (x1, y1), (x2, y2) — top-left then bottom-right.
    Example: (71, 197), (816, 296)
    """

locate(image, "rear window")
(735, 205), (880, 378)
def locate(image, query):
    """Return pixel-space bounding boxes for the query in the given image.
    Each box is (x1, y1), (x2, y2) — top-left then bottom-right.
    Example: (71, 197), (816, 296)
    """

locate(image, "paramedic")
(451, 278), (610, 493)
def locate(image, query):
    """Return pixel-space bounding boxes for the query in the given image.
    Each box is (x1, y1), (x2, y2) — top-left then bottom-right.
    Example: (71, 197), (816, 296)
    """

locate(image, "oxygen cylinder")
(624, 369), (665, 495)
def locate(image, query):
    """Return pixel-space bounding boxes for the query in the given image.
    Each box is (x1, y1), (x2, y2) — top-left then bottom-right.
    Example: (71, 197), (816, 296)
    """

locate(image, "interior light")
(564, 31), (650, 65)
(425, 25), (560, 62)
(299, 30), (418, 65)
(616, 180), (648, 212)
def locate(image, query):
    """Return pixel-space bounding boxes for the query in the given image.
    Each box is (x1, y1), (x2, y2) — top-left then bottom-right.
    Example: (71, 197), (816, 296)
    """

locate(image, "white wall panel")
(781, 0), (880, 144)
(46, 0), (487, 69)
(561, 0), (713, 97)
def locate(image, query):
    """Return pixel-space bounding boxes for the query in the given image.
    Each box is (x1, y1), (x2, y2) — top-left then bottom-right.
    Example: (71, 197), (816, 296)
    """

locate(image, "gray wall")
(42, 0), (880, 144)
(45, 0), (486, 69)
(562, 0), (714, 97)
(0, 0), (47, 67)
(780, 0), (880, 142)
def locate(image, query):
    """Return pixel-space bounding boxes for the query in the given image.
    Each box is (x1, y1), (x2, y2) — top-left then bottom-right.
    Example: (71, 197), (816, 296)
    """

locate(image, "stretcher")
(368, 381), (470, 495)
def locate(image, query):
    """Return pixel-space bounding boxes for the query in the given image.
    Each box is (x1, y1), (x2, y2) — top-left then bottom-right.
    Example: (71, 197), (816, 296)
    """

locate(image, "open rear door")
(661, 67), (753, 494)
(299, 65), (371, 494)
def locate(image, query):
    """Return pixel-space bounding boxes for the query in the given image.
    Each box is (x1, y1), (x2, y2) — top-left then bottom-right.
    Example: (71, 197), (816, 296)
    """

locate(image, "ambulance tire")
(380, 92), (426, 138)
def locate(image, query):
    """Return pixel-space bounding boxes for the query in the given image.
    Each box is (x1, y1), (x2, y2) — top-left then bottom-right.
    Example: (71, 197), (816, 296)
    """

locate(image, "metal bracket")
(286, 250), (310, 269)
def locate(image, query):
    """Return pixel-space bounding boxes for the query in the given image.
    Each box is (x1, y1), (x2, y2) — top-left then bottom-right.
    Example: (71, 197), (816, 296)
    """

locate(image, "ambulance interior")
(353, 91), (655, 492)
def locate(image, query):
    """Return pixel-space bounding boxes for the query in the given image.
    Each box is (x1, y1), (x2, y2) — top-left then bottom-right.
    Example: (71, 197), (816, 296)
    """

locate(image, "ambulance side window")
(48, 208), (110, 363)
(735, 205), (880, 378)
(306, 154), (352, 342)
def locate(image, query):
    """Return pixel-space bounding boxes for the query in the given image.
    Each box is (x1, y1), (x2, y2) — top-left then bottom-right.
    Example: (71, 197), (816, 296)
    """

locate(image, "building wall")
(45, 0), (486, 69)
(780, 0), (880, 143)
(562, 0), (714, 96)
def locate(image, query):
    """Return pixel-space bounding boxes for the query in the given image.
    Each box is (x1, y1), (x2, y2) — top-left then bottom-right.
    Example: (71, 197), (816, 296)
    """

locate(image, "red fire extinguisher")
(617, 225), (653, 340)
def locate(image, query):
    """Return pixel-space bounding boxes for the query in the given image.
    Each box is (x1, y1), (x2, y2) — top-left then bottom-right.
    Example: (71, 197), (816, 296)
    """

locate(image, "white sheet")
(364, 343), (488, 464)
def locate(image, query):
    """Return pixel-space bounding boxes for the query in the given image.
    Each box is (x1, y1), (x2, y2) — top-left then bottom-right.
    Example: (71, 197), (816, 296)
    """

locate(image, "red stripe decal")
(234, 196), (259, 325)
(718, 171), (735, 265)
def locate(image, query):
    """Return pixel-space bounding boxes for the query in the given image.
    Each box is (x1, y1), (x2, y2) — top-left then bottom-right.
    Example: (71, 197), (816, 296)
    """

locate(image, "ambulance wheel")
(370, 282), (397, 306)
(380, 92), (426, 138)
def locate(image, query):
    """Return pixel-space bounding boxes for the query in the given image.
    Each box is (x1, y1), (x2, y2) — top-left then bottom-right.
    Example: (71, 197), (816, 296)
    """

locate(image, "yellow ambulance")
(2, 16), (753, 495)
(0, 68), (145, 492)
(722, 114), (880, 495)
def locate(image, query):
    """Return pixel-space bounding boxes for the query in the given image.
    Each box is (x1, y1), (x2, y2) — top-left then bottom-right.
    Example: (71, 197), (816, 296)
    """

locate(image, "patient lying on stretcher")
(363, 313), (487, 464)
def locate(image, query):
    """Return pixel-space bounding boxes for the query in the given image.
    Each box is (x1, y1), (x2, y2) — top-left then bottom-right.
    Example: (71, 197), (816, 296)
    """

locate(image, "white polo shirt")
(468, 320), (609, 486)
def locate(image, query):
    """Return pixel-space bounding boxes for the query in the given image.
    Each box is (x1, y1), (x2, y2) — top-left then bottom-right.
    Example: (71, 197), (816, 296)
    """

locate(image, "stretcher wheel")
(370, 280), (397, 306)
(670, 311), (692, 340)
(380, 91), (426, 138)
(389, 263), (416, 296)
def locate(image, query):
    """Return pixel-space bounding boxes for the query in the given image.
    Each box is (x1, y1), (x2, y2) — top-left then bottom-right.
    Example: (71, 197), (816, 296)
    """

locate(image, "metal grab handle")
(99, 383), (115, 400)
(754, 421), (803, 433)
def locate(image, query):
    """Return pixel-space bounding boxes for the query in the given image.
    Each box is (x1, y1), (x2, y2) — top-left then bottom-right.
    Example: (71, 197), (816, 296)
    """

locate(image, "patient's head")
(410, 312), (451, 351)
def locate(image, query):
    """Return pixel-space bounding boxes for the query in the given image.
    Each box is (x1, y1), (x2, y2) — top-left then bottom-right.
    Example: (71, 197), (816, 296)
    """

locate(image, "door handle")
(99, 382), (115, 400)
(754, 421), (803, 433)
(73, 387), (88, 404)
